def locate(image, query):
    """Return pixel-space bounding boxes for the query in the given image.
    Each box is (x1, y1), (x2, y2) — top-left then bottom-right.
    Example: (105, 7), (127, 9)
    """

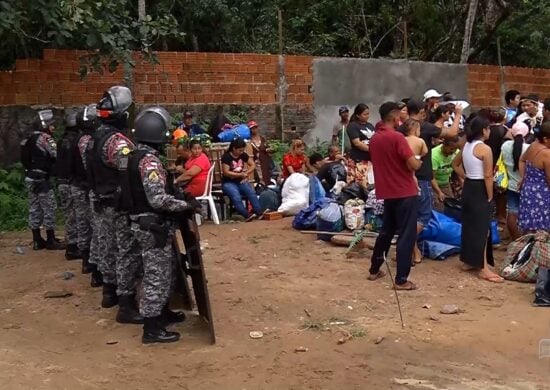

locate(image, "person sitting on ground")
(310, 152), (346, 193)
(431, 137), (460, 211)
(324, 144), (345, 163)
(221, 138), (264, 222)
(501, 122), (530, 240)
(174, 139), (211, 197)
(282, 139), (309, 179)
(403, 118), (428, 192)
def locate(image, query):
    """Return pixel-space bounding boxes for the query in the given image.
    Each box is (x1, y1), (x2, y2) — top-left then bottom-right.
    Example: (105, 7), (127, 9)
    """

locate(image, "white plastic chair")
(195, 164), (220, 225)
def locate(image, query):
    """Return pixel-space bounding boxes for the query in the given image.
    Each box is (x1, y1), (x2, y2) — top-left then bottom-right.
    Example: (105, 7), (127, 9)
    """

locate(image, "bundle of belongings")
(498, 231), (550, 306)
(417, 200), (500, 260)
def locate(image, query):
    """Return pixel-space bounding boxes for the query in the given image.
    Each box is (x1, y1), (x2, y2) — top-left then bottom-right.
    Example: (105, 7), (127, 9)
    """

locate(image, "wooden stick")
(299, 230), (380, 237)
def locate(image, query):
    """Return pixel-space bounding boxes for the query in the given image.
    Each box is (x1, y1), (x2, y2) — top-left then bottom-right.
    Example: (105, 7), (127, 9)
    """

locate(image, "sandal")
(367, 270), (386, 281)
(479, 274), (504, 283)
(394, 281), (417, 290)
(245, 214), (257, 222)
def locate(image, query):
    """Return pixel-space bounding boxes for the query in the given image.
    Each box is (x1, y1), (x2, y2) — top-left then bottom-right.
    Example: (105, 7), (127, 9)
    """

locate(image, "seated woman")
(221, 138), (264, 221)
(174, 139), (211, 197)
(282, 139), (309, 179)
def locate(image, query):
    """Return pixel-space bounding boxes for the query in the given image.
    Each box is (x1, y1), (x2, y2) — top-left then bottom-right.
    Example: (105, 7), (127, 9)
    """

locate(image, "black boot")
(101, 283), (118, 308)
(81, 250), (93, 274)
(65, 244), (82, 260)
(534, 268), (550, 307)
(32, 229), (46, 250)
(162, 305), (186, 325)
(90, 266), (103, 288)
(116, 295), (144, 324)
(142, 316), (180, 344)
(45, 230), (66, 250)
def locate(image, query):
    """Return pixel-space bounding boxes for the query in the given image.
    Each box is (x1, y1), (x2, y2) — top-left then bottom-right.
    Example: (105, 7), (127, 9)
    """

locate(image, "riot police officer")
(74, 105), (101, 284)
(20, 109), (65, 250)
(87, 86), (142, 324)
(57, 109), (81, 260)
(121, 107), (197, 344)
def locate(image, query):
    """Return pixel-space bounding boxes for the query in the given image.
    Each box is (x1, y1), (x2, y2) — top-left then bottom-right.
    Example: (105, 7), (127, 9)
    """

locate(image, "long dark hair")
(430, 105), (451, 123)
(350, 104), (369, 123)
(512, 135), (524, 171)
(466, 116), (490, 142)
(536, 122), (550, 143)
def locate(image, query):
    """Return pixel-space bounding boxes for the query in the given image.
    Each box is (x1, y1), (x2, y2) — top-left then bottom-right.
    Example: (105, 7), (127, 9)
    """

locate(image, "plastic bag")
(494, 154), (509, 190)
(278, 173), (310, 216)
(217, 124), (251, 142)
(292, 197), (333, 230)
(418, 240), (461, 260)
(309, 176), (326, 204)
(316, 203), (344, 241)
(344, 199), (365, 230)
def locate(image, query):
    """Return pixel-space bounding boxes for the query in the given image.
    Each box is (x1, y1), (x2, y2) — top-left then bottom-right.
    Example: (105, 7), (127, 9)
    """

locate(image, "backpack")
(499, 231), (550, 283)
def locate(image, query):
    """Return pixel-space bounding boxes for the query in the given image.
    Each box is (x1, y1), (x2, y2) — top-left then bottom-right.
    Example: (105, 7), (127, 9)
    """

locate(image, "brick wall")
(467, 64), (550, 107)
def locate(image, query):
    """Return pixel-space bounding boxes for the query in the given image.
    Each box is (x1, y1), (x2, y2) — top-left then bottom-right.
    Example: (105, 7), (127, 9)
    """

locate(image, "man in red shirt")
(368, 102), (423, 290)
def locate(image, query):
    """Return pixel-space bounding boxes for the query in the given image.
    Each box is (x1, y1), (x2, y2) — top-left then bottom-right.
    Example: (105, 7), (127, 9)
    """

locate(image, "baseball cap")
(379, 102), (401, 120)
(423, 89), (443, 101)
(511, 121), (529, 138)
(183, 111), (193, 118)
(247, 120), (258, 129)
(338, 106), (349, 114)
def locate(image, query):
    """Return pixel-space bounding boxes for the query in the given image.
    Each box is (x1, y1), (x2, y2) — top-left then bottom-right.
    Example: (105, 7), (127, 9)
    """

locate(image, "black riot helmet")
(35, 109), (55, 132)
(96, 85), (133, 129)
(77, 104), (99, 133)
(134, 107), (171, 145)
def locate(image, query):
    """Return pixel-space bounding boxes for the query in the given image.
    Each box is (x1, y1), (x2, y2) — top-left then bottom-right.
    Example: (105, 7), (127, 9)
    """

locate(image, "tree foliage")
(0, 0), (548, 71)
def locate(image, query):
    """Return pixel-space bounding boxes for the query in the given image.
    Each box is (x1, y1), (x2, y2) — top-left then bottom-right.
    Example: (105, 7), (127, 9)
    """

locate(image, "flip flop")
(367, 270), (386, 281)
(479, 275), (504, 283)
(394, 281), (417, 290)
(245, 214), (257, 222)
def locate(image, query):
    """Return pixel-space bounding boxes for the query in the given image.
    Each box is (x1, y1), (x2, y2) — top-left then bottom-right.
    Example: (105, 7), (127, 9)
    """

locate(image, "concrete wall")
(307, 58), (469, 143)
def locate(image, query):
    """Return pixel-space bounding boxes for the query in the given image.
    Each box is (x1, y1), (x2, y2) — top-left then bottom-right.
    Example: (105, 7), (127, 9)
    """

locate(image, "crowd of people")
(20, 84), (550, 345)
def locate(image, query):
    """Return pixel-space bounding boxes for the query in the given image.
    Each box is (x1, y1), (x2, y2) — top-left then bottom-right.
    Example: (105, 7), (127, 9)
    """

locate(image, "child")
(403, 118), (428, 190)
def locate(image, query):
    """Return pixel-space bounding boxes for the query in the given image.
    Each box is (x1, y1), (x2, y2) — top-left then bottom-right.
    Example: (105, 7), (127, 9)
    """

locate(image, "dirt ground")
(0, 219), (549, 390)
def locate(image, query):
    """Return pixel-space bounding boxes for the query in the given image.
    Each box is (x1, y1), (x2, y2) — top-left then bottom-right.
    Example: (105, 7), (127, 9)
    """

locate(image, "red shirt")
(282, 153), (305, 178)
(369, 122), (417, 200)
(184, 152), (211, 197)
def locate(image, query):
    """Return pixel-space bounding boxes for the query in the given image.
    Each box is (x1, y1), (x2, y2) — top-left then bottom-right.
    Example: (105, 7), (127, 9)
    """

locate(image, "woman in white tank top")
(452, 116), (504, 283)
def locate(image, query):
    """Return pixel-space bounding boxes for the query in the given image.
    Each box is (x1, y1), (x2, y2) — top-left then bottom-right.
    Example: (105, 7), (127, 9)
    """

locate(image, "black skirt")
(460, 179), (494, 268)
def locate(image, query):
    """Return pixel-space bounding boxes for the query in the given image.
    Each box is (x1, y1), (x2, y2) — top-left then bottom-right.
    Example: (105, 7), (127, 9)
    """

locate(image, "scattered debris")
(232, 256), (246, 262)
(510, 321), (518, 326)
(62, 271), (74, 280)
(422, 303), (432, 309)
(3, 323), (21, 330)
(249, 331), (263, 339)
(303, 309), (312, 318)
(15, 246), (25, 255)
(347, 305), (353, 310)
(477, 295), (492, 301)
(44, 290), (72, 299)
(440, 304), (460, 314)
(429, 315), (440, 322)
(106, 340), (118, 345)
(329, 321), (347, 326)
(294, 346), (308, 352)
(95, 319), (110, 328)
(374, 336), (385, 344)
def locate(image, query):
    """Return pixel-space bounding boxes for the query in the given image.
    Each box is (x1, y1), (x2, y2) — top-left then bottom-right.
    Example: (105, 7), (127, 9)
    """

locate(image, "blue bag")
(309, 176), (326, 205)
(217, 124), (251, 142)
(419, 211), (501, 247)
(292, 197), (333, 230)
(418, 240), (461, 260)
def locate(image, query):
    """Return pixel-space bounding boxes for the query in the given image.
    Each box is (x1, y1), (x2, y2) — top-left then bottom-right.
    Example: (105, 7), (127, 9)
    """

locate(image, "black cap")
(379, 102), (401, 120)
(183, 111), (193, 118)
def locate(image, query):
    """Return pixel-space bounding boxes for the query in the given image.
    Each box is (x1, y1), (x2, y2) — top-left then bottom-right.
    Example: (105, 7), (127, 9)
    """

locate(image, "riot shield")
(175, 211), (216, 344)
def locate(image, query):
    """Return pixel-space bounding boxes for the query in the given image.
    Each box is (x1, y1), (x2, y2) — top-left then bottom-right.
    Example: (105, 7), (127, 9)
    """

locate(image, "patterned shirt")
(136, 144), (190, 213)
(101, 132), (135, 170)
(78, 134), (92, 170)
(35, 131), (57, 159)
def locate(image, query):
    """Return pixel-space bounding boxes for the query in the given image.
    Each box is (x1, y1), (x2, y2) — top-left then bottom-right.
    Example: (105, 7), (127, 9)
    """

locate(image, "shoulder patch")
(121, 146), (131, 156)
(148, 171), (159, 182)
